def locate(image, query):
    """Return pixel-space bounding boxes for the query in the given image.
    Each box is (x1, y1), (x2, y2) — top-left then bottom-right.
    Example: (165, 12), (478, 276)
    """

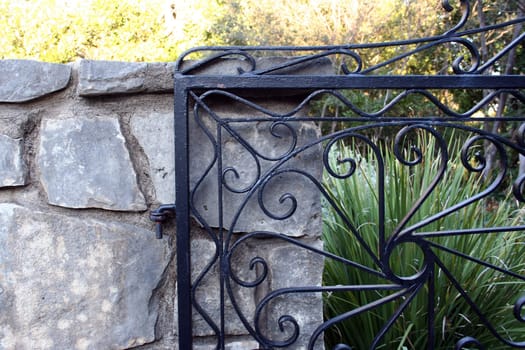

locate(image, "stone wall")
(0, 59), (328, 349)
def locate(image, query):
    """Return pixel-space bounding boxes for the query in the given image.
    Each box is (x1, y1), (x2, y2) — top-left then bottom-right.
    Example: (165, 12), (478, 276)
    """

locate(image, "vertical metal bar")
(217, 124), (226, 350)
(174, 76), (192, 349)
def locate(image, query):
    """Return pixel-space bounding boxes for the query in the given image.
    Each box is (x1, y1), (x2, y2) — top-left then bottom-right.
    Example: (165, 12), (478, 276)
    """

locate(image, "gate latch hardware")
(149, 204), (176, 239)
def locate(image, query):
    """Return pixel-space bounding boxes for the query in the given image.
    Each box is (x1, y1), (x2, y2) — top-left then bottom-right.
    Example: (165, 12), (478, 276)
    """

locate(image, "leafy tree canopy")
(0, 0), (521, 71)
(0, 0), (178, 62)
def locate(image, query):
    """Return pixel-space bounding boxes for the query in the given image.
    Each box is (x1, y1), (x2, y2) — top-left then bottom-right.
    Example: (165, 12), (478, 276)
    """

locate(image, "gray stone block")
(223, 339), (261, 350)
(0, 60), (71, 102)
(180, 56), (333, 76)
(179, 236), (324, 349)
(193, 338), (260, 350)
(263, 241), (325, 350)
(38, 116), (147, 211)
(129, 103), (324, 242)
(0, 203), (171, 349)
(190, 102), (323, 237)
(0, 134), (27, 187)
(174, 237), (257, 338)
(187, 237), (325, 349)
(78, 60), (174, 96)
(131, 112), (175, 204)
(78, 57), (333, 97)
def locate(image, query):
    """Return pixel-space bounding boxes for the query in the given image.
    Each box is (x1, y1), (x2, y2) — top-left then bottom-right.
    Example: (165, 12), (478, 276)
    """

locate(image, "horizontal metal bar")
(207, 116), (525, 123)
(176, 74), (525, 90)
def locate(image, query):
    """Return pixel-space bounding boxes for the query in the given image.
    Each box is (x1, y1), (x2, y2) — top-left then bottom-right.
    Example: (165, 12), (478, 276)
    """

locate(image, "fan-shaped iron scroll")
(166, 1), (525, 349)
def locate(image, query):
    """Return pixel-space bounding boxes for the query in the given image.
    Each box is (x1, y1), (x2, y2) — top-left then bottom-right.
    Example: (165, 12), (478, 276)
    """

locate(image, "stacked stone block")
(0, 58), (329, 349)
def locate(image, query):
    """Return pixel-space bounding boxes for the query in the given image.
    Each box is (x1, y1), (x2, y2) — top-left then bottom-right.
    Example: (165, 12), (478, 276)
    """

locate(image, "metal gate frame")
(154, 2), (525, 349)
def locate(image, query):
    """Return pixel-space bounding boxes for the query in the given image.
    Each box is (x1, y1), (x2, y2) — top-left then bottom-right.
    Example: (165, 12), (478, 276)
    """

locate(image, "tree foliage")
(0, 0), (521, 72)
(0, 0), (178, 62)
(192, 0), (436, 47)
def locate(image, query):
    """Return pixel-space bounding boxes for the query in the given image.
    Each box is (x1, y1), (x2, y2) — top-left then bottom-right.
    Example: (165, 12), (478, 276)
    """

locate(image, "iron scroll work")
(163, 2), (525, 349)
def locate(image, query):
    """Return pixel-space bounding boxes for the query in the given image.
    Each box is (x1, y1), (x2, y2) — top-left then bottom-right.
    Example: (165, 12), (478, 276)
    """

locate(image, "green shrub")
(322, 129), (525, 349)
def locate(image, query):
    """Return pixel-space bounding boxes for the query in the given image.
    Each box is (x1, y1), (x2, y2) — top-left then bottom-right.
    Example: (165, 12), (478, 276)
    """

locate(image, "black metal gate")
(153, 2), (525, 349)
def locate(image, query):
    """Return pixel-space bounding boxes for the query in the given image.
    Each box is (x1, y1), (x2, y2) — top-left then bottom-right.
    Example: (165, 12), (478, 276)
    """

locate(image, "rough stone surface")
(190, 102), (323, 237)
(78, 58), (332, 97)
(174, 236), (257, 337)
(264, 241), (325, 350)
(0, 111), (35, 139)
(0, 134), (27, 187)
(181, 236), (325, 348)
(223, 339), (261, 350)
(180, 56), (333, 76)
(0, 203), (171, 349)
(130, 112), (175, 204)
(179, 56), (334, 98)
(0, 60), (71, 102)
(193, 338), (260, 350)
(130, 100), (323, 239)
(78, 60), (175, 96)
(38, 116), (147, 211)
(0, 58), (330, 350)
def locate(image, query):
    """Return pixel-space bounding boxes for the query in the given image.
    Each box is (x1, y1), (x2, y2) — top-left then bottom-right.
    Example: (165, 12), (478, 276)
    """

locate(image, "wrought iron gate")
(153, 2), (525, 349)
